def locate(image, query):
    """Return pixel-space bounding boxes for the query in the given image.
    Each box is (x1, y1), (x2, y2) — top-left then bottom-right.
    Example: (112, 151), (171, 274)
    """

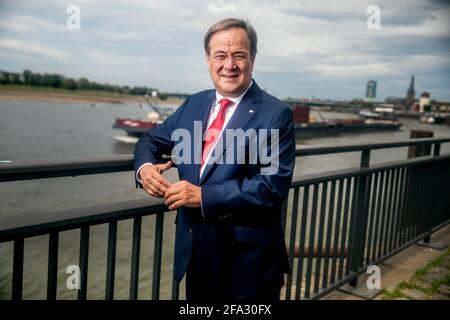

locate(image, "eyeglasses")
(211, 52), (251, 64)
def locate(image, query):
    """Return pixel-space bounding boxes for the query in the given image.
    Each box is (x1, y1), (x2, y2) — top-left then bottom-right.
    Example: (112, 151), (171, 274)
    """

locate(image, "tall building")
(366, 80), (377, 98)
(406, 74), (416, 108)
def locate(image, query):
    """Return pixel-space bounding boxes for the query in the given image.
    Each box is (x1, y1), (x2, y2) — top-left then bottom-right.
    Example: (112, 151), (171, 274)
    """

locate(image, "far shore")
(0, 86), (185, 106)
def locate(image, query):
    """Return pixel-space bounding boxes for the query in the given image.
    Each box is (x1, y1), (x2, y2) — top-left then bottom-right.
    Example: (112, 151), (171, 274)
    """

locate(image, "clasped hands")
(139, 161), (201, 210)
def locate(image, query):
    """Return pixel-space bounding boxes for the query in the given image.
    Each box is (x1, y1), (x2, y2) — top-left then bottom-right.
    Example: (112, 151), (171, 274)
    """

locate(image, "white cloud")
(0, 38), (69, 61)
(207, 0), (240, 14)
(80, 48), (136, 67)
(314, 62), (402, 77)
(0, 14), (65, 33)
(92, 30), (141, 41)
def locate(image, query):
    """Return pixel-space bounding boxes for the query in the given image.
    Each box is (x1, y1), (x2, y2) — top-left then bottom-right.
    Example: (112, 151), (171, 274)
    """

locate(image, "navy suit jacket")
(133, 81), (296, 283)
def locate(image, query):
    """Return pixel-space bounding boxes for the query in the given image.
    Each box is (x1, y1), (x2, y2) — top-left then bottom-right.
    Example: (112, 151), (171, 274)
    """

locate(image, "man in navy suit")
(134, 18), (295, 301)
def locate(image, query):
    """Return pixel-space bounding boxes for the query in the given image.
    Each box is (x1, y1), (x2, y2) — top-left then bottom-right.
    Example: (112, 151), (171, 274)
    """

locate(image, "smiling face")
(206, 27), (254, 97)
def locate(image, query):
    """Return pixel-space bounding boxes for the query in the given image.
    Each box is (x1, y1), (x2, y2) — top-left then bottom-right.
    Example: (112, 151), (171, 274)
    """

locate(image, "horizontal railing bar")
(1, 138), (448, 182)
(296, 137), (450, 157)
(0, 154), (134, 182)
(292, 153), (450, 187)
(0, 198), (169, 242)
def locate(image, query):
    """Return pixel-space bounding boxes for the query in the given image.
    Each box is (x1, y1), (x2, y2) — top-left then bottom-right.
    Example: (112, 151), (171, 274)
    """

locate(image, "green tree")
(50, 74), (62, 88)
(0, 71), (9, 85)
(40, 73), (61, 88)
(121, 86), (130, 94)
(77, 77), (90, 90)
(62, 78), (78, 91)
(130, 86), (147, 95)
(23, 70), (33, 85)
(29, 73), (43, 86)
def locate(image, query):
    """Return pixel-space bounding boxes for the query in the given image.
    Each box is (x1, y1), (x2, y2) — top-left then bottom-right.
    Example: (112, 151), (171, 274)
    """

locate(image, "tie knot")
(218, 98), (233, 111)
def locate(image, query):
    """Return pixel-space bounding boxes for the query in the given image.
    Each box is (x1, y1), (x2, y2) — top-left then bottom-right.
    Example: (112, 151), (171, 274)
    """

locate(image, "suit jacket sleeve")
(133, 97), (189, 188)
(200, 106), (296, 221)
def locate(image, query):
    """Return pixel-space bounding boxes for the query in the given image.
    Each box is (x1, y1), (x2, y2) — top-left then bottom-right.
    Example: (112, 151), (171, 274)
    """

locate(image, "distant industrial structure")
(366, 79), (377, 99)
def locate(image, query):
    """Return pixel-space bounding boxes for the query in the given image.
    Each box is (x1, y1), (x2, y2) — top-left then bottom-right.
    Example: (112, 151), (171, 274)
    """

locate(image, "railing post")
(424, 143), (441, 244)
(105, 221), (117, 300)
(360, 150), (371, 168)
(171, 222), (180, 300)
(433, 143), (441, 157)
(12, 238), (24, 300)
(130, 216), (142, 300)
(47, 232), (59, 300)
(281, 197), (288, 235)
(348, 150), (371, 287)
(152, 212), (164, 300)
(78, 226), (90, 300)
(285, 187), (299, 300)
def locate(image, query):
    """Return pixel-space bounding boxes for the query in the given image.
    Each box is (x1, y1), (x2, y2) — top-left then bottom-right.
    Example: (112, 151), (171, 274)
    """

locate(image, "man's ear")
(250, 55), (256, 72)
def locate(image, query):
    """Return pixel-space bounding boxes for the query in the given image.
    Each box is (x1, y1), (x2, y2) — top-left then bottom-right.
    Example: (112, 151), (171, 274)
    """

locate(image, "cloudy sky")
(0, 0), (449, 101)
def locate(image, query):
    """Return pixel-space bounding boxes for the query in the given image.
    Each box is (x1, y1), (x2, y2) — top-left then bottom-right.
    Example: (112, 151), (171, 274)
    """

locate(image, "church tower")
(406, 74), (415, 108)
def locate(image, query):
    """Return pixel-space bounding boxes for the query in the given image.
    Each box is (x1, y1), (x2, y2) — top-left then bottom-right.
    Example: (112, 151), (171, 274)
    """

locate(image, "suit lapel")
(199, 81), (263, 185)
(187, 90), (215, 185)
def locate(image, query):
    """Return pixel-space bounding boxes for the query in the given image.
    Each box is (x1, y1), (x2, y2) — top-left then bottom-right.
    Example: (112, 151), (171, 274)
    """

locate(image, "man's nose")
(223, 56), (236, 70)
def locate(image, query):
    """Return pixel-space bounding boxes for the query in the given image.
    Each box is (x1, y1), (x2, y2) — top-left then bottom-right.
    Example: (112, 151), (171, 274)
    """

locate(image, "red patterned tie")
(201, 98), (233, 166)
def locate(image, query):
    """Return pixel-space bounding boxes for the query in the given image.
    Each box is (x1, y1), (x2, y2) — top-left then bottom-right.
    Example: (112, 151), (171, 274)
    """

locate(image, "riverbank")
(0, 86), (184, 106)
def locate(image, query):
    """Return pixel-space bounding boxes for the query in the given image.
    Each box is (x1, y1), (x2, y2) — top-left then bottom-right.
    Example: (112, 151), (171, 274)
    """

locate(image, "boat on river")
(113, 101), (402, 143)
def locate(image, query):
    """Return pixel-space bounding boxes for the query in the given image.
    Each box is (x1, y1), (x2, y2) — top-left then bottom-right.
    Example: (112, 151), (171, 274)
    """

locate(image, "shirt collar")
(214, 80), (253, 107)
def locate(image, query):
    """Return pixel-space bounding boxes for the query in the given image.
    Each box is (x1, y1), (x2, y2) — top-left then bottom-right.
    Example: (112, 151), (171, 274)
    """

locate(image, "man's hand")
(164, 180), (201, 210)
(139, 161), (172, 198)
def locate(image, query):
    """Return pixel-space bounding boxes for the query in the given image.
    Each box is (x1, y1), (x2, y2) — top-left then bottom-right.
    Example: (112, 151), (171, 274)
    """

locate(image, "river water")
(0, 100), (449, 299)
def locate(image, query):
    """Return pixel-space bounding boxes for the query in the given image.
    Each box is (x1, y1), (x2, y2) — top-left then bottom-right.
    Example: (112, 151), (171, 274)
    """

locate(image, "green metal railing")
(0, 137), (449, 300)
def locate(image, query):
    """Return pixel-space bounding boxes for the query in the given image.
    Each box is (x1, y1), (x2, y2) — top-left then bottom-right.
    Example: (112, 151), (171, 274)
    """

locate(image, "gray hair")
(204, 18), (257, 57)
